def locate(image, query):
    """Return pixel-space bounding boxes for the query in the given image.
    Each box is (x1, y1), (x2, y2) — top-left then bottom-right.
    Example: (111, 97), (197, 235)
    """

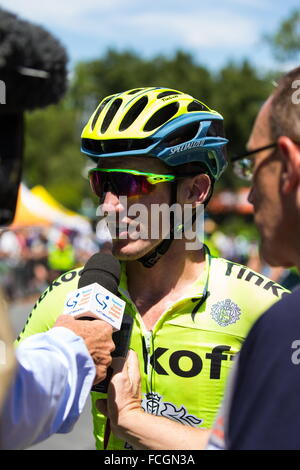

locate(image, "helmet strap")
(138, 182), (177, 268)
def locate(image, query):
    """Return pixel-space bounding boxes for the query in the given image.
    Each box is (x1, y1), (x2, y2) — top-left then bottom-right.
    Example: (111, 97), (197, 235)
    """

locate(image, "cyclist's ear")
(177, 174), (211, 206)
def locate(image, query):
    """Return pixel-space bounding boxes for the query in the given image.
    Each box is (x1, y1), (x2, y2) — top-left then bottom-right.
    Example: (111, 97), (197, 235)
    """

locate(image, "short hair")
(270, 67), (300, 142)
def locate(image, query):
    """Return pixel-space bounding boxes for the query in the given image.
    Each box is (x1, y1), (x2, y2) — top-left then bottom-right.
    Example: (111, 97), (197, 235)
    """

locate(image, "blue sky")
(1, 0), (299, 72)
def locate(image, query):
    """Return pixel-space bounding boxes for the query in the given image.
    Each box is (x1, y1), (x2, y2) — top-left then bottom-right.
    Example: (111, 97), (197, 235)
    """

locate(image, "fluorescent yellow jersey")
(17, 248), (289, 450)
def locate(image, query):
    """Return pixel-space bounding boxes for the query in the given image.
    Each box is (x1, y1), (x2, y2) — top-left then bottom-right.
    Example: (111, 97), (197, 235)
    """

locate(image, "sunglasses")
(231, 143), (277, 181)
(88, 168), (177, 199)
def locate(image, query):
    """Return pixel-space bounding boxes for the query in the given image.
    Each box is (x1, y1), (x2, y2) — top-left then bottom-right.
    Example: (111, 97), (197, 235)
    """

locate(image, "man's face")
(247, 97), (291, 266)
(97, 156), (174, 261)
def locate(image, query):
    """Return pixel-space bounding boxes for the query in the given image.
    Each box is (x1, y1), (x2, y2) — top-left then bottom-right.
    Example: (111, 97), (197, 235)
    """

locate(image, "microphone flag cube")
(63, 283), (125, 330)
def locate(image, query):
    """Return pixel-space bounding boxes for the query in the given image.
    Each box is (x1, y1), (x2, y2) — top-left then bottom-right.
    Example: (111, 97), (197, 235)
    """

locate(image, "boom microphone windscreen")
(0, 8), (68, 112)
(0, 8), (69, 225)
(0, 113), (23, 225)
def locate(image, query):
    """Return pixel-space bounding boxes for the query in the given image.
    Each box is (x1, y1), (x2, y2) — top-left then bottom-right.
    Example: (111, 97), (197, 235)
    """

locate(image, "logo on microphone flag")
(63, 283), (125, 330)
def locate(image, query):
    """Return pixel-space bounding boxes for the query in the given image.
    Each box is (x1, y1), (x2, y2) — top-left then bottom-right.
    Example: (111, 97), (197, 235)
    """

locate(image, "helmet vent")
(164, 122), (199, 147)
(127, 88), (144, 95)
(101, 98), (123, 133)
(82, 137), (154, 155)
(144, 102), (179, 132)
(207, 120), (225, 138)
(187, 100), (210, 112)
(119, 96), (148, 131)
(91, 97), (113, 130)
(157, 91), (182, 99)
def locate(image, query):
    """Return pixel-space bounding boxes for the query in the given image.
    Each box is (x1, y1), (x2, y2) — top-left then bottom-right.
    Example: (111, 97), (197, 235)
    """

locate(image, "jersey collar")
(118, 244), (212, 304)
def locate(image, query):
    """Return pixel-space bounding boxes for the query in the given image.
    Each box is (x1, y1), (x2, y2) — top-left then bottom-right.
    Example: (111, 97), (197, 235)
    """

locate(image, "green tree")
(210, 61), (273, 190)
(70, 49), (213, 116)
(213, 61), (273, 153)
(24, 102), (89, 211)
(265, 9), (300, 61)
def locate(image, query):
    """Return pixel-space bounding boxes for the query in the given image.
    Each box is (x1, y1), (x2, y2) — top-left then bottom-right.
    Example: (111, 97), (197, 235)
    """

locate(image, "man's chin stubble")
(111, 239), (161, 261)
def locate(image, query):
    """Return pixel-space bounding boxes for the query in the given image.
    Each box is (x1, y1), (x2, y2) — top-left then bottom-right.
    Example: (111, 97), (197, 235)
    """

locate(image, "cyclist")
(18, 87), (289, 449)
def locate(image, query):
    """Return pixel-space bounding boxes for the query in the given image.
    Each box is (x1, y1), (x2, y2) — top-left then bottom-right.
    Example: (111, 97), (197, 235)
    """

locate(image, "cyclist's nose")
(102, 188), (125, 213)
(101, 190), (121, 212)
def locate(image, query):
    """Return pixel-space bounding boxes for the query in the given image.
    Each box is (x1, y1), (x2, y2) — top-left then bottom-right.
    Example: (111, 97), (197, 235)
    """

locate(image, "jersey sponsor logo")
(146, 345), (235, 379)
(17, 269), (82, 342)
(210, 299), (241, 327)
(225, 262), (289, 298)
(141, 392), (203, 427)
(34, 270), (81, 308)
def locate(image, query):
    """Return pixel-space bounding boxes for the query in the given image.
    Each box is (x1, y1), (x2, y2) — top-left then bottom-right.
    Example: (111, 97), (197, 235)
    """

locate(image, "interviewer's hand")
(53, 315), (115, 384)
(96, 350), (142, 434)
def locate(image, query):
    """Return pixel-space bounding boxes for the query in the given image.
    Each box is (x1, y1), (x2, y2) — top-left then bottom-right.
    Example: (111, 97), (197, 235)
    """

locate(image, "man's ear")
(180, 174), (211, 206)
(279, 136), (300, 194)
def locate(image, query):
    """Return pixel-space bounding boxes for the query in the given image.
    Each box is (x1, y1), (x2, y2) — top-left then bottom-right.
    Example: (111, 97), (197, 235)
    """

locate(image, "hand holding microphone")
(62, 252), (133, 391)
(53, 315), (115, 384)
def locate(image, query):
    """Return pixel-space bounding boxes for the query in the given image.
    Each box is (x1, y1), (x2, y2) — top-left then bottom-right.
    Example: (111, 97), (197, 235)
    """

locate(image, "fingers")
(54, 316), (114, 344)
(110, 351), (140, 386)
(54, 314), (76, 328)
(126, 350), (141, 391)
(109, 350), (141, 400)
(94, 350), (142, 426)
(93, 364), (109, 384)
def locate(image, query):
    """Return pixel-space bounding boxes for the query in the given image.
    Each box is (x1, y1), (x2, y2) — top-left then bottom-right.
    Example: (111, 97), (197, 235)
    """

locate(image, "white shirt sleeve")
(0, 327), (96, 450)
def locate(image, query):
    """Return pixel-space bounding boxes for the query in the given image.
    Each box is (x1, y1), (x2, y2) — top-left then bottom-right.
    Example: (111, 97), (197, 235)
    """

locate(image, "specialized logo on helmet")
(170, 139), (205, 155)
(141, 393), (203, 427)
(211, 299), (241, 327)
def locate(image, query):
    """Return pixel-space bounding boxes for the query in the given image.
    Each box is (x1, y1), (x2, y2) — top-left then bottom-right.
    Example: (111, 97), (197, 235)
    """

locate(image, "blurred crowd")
(0, 226), (100, 301)
(1, 219), (299, 303)
(205, 219), (300, 291)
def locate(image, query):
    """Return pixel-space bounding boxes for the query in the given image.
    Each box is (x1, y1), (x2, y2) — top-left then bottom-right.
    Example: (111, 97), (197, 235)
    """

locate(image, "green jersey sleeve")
(16, 268), (82, 343)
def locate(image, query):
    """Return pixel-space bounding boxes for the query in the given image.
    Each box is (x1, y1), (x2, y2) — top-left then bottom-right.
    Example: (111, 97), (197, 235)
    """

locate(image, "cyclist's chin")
(111, 237), (160, 261)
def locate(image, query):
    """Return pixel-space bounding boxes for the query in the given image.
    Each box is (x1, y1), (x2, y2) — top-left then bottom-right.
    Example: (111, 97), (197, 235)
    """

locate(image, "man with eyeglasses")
(208, 66), (300, 450)
(17, 87), (289, 450)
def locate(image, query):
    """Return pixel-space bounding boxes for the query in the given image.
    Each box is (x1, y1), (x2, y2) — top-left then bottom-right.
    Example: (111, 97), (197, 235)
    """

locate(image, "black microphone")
(78, 253), (121, 295)
(0, 8), (68, 225)
(78, 253), (133, 393)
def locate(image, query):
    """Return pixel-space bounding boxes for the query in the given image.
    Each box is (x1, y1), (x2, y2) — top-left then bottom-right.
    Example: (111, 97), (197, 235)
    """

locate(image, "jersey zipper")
(144, 330), (153, 381)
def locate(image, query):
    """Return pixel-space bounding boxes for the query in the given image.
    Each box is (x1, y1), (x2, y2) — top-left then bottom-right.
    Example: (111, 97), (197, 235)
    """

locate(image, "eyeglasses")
(88, 168), (176, 199)
(232, 143), (277, 181)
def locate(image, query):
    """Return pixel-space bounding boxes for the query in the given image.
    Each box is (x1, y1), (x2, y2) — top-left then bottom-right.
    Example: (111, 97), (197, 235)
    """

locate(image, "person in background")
(208, 66), (300, 450)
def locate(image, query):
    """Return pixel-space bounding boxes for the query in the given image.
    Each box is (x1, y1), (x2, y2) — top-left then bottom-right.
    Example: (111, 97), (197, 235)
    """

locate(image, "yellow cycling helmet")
(81, 87), (228, 180)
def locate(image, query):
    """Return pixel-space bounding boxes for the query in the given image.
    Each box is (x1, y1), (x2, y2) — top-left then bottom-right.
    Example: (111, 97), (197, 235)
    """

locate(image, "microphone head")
(78, 253), (121, 295)
(0, 8), (68, 112)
